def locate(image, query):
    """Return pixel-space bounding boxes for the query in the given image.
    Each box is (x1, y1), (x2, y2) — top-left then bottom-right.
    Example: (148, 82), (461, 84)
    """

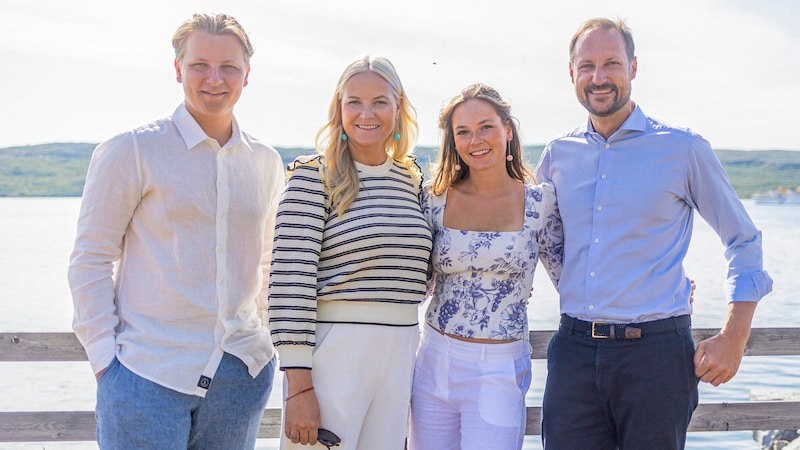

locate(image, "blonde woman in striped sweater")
(269, 56), (432, 450)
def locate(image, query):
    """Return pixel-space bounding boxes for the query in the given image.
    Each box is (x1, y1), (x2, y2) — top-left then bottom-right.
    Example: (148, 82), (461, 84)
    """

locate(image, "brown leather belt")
(428, 323), (517, 344)
(559, 314), (691, 340)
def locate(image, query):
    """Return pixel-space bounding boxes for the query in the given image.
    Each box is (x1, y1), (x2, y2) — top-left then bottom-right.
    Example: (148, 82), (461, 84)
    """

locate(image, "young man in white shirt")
(68, 13), (285, 449)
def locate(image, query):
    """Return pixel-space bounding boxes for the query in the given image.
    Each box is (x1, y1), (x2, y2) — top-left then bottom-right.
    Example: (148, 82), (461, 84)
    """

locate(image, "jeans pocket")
(96, 356), (119, 384)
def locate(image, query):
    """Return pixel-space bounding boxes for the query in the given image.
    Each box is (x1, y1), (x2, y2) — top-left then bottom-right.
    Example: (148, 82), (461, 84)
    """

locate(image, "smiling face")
(570, 27), (637, 120)
(340, 71), (399, 162)
(451, 98), (512, 174)
(174, 31), (249, 133)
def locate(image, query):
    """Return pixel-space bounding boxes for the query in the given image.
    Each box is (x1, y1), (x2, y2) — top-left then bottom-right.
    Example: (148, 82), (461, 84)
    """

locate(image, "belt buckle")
(591, 322), (609, 339)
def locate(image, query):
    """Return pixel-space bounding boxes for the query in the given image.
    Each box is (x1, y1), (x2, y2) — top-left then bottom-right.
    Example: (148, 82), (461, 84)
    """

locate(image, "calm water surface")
(1, 197), (798, 449)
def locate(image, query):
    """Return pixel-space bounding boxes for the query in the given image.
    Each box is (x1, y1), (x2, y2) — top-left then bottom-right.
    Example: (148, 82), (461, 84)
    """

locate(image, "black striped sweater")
(268, 155), (432, 369)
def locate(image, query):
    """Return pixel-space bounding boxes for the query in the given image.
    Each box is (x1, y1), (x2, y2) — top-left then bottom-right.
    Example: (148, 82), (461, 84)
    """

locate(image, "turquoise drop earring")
(393, 133), (400, 141)
(341, 133), (348, 142)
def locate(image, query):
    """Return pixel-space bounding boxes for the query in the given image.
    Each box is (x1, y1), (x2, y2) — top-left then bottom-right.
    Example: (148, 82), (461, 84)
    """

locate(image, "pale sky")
(1, 0), (798, 151)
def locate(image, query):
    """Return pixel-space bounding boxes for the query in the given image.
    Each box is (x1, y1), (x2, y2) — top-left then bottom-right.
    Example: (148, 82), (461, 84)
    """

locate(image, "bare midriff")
(432, 325), (518, 344)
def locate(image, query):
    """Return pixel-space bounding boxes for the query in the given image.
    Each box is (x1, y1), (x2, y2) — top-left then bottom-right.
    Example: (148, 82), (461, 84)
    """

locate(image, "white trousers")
(280, 323), (420, 450)
(409, 323), (532, 450)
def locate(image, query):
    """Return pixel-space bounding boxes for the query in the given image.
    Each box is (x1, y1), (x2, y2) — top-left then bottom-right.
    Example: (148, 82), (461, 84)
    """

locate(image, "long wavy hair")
(315, 56), (421, 216)
(430, 83), (531, 196)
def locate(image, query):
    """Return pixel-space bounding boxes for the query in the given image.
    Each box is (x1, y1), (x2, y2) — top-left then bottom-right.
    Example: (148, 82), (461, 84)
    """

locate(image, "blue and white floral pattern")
(422, 182), (564, 340)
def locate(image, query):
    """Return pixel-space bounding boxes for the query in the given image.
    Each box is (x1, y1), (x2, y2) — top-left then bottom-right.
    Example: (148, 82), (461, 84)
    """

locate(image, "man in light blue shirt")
(536, 18), (773, 450)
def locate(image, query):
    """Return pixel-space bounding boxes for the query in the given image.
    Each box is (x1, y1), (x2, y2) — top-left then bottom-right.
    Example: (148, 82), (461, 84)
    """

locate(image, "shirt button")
(604, 144), (610, 149)
(596, 205), (603, 211)
(594, 238), (600, 244)
(589, 305), (595, 310)
(590, 271), (596, 277)
(601, 174), (607, 179)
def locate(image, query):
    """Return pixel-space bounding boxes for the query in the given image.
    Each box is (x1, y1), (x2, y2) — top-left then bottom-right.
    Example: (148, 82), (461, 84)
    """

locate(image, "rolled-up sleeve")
(686, 138), (773, 302)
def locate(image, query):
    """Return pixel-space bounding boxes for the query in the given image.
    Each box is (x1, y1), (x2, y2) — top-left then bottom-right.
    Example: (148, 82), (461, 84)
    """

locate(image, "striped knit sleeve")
(268, 156), (327, 369)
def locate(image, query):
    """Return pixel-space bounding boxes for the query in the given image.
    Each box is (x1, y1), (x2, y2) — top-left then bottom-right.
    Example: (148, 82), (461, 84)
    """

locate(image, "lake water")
(1, 197), (798, 450)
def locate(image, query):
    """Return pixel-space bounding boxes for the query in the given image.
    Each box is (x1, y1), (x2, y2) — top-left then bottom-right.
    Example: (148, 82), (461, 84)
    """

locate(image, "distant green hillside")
(0, 143), (96, 197)
(1, 142), (798, 198)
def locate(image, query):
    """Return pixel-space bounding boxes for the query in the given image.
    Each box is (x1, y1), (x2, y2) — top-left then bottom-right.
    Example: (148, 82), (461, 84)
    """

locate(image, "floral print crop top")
(421, 181), (564, 341)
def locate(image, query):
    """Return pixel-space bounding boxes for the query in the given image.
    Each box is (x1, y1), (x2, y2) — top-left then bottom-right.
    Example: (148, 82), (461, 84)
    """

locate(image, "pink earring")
(454, 163), (462, 171)
(506, 154), (514, 162)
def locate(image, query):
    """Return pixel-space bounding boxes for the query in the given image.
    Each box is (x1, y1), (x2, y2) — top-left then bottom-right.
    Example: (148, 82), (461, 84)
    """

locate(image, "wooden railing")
(2, 328), (800, 442)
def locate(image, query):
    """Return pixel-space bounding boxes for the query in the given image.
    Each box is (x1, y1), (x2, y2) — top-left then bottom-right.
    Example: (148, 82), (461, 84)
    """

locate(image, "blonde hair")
(430, 83), (531, 196)
(315, 56), (421, 216)
(172, 13), (254, 64)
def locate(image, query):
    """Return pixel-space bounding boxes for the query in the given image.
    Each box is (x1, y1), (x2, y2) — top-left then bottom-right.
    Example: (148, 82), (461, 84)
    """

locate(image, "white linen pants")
(280, 322), (420, 450)
(409, 323), (532, 450)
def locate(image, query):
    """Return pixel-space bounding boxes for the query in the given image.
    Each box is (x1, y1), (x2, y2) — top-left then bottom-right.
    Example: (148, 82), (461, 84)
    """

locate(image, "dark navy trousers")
(541, 315), (699, 450)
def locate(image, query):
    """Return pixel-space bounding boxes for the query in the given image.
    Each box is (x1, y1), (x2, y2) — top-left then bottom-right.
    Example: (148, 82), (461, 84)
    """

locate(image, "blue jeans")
(541, 316), (699, 450)
(96, 353), (276, 450)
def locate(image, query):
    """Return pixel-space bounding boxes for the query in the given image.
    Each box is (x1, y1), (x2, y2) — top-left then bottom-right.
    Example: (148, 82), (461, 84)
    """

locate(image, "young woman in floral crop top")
(408, 84), (564, 450)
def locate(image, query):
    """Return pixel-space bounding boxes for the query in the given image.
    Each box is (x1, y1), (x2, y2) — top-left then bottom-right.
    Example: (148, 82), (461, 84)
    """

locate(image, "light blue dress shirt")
(536, 105), (772, 323)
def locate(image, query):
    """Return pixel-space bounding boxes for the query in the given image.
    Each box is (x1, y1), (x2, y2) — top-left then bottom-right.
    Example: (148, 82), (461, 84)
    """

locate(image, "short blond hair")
(172, 13), (254, 64)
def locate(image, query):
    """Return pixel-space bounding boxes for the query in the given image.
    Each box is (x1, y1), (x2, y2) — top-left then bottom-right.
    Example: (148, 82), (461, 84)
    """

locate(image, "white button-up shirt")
(69, 104), (285, 396)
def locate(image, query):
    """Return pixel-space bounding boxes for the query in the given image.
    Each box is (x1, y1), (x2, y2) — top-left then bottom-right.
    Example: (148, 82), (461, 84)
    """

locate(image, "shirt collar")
(584, 104), (647, 140)
(172, 104), (248, 151)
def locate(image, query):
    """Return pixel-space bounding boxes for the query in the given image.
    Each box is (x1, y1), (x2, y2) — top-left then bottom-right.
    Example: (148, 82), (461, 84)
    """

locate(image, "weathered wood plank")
(687, 401), (800, 432)
(0, 410), (284, 442)
(3, 328), (800, 362)
(690, 327), (800, 357)
(2, 329), (799, 443)
(0, 411), (96, 442)
(0, 332), (87, 361)
(258, 408), (283, 439)
(524, 402), (800, 435)
(3, 402), (800, 442)
(531, 327), (800, 359)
